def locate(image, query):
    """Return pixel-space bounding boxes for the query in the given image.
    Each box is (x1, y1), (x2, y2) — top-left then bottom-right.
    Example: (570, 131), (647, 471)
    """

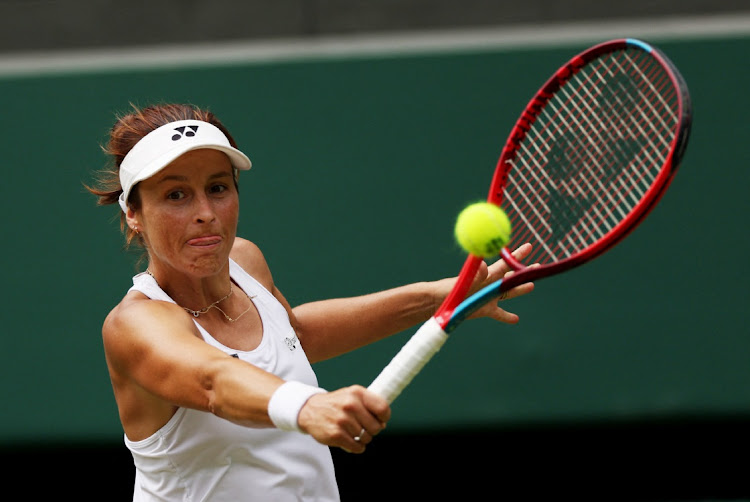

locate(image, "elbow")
(197, 356), (275, 428)
(198, 358), (225, 416)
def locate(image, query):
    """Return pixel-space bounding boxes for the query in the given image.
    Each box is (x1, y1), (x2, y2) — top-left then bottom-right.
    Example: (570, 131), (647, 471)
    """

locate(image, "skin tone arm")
(230, 237), (535, 452)
(104, 295), (389, 453)
(103, 298), (284, 432)
(104, 237), (533, 453)
(231, 237), (535, 363)
(292, 252), (534, 362)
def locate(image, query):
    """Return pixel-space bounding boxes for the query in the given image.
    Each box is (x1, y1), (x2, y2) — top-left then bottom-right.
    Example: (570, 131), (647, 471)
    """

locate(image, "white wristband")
(267, 381), (327, 433)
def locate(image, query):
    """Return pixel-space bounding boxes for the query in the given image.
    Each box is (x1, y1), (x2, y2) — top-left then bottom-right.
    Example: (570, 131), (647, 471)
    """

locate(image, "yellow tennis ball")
(454, 202), (512, 258)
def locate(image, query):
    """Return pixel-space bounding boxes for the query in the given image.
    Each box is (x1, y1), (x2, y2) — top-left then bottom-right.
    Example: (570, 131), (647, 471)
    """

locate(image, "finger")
(488, 243), (533, 278)
(352, 415), (385, 443)
(511, 242), (533, 259)
(338, 387), (390, 450)
(353, 427), (371, 445)
(351, 426), (366, 442)
(343, 426), (368, 454)
(502, 242), (533, 264)
(502, 260), (540, 280)
(472, 260), (491, 284)
(500, 281), (535, 300)
(487, 307), (520, 324)
(361, 387), (392, 426)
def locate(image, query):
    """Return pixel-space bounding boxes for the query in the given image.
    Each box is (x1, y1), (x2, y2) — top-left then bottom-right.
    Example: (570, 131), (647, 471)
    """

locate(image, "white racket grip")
(368, 317), (448, 404)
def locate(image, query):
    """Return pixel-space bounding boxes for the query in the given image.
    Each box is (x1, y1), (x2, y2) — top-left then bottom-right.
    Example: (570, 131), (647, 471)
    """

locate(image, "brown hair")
(86, 103), (241, 248)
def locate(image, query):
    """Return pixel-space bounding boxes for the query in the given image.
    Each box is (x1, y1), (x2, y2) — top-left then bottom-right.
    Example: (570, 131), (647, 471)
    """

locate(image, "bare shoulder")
(230, 236), (264, 263)
(231, 237), (274, 289)
(102, 292), (196, 368)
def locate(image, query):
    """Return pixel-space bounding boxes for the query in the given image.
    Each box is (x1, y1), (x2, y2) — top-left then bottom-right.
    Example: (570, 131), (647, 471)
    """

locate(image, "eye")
(167, 190), (185, 200)
(209, 183), (229, 194)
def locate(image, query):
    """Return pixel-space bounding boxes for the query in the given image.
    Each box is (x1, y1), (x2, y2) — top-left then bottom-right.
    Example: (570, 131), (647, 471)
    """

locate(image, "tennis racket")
(368, 38), (692, 404)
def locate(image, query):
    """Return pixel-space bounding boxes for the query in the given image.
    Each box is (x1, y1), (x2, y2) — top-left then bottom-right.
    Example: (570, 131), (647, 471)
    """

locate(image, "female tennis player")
(86, 102), (535, 501)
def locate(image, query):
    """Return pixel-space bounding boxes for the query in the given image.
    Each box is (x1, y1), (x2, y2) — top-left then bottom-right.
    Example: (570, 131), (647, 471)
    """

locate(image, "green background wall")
(1, 34), (748, 448)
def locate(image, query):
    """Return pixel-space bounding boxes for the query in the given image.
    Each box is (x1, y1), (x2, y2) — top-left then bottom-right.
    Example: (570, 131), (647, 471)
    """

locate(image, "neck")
(145, 267), (255, 323)
(145, 268), (231, 310)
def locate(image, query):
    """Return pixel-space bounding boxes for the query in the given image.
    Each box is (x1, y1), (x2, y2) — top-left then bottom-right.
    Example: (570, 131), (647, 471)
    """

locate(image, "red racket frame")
(435, 38), (692, 328)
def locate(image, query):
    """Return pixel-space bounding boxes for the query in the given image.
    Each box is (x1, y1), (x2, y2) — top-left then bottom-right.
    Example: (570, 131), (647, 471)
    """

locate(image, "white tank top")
(124, 258), (339, 501)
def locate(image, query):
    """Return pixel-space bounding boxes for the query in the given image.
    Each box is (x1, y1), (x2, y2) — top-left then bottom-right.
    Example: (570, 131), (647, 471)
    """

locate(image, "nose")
(193, 193), (216, 224)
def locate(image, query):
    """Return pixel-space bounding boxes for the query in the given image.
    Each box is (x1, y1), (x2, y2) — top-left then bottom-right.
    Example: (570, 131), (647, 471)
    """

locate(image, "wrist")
(267, 381), (326, 433)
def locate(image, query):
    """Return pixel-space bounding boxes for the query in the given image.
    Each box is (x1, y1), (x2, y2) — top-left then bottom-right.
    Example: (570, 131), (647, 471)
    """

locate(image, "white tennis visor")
(118, 119), (252, 212)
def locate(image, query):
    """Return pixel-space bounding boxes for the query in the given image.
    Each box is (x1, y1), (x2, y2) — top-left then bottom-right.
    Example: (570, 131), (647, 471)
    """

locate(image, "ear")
(125, 207), (139, 232)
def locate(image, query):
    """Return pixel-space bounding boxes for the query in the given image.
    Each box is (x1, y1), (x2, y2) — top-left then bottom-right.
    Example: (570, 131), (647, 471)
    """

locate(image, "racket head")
(493, 38), (692, 291)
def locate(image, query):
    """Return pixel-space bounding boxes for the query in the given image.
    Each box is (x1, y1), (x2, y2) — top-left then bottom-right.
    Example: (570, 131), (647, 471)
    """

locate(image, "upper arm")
(103, 296), (233, 411)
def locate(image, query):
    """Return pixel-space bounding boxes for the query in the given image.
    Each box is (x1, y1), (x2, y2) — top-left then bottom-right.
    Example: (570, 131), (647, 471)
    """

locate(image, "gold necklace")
(211, 288), (255, 323)
(146, 269), (255, 323)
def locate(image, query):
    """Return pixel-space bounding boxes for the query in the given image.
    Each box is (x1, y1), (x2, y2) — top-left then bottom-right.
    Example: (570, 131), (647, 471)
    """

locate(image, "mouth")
(187, 235), (222, 247)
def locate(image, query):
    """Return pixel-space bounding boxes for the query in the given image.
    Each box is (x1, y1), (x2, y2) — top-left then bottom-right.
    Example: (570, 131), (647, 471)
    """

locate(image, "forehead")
(141, 149), (235, 188)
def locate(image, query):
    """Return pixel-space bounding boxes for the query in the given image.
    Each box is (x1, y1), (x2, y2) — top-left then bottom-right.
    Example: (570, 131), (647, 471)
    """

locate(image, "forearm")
(196, 356), (284, 427)
(292, 281), (439, 362)
(177, 357), (325, 433)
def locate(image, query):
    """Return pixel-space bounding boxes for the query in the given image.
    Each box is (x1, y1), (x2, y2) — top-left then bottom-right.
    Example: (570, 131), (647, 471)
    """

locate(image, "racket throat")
(435, 255), (482, 329)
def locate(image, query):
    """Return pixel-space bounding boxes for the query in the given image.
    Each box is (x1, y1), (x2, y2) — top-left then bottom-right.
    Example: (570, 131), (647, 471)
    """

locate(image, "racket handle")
(368, 317), (448, 404)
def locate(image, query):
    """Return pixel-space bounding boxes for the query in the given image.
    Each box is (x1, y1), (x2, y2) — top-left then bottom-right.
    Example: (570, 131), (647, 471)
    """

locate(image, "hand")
(466, 242), (536, 324)
(297, 385), (391, 454)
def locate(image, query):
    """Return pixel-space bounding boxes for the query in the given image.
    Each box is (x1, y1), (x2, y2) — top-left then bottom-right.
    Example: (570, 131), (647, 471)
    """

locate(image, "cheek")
(219, 198), (240, 222)
(143, 212), (187, 246)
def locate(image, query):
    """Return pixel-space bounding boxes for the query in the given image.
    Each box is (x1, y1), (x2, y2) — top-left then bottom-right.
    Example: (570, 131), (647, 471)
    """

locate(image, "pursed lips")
(187, 235), (222, 246)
